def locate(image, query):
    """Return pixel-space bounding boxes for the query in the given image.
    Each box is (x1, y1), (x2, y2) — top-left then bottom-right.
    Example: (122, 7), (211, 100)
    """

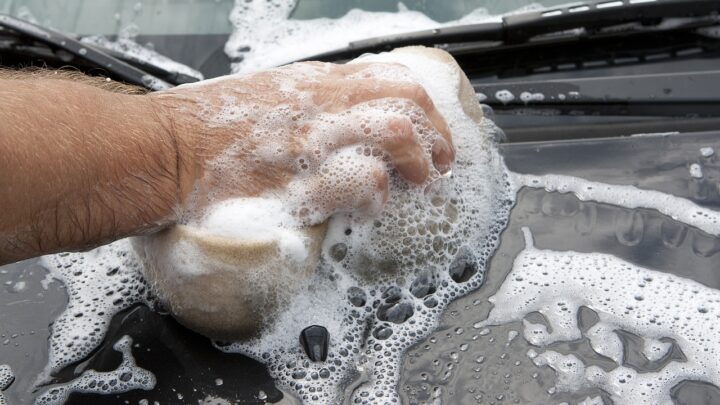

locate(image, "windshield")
(0, 0), (571, 77)
(1, 0), (571, 36)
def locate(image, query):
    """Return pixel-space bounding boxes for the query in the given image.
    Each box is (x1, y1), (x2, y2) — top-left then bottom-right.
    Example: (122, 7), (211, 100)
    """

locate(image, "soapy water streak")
(479, 228), (720, 405)
(34, 336), (155, 405)
(512, 172), (720, 236)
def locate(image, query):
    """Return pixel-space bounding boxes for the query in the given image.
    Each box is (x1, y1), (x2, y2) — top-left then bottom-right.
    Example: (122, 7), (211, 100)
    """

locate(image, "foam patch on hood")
(34, 336), (155, 405)
(38, 240), (151, 381)
(512, 173), (720, 236)
(0, 365), (13, 405)
(479, 228), (720, 405)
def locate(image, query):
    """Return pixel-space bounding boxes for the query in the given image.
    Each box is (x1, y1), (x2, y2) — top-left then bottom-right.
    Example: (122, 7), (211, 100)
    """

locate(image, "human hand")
(151, 61), (454, 225)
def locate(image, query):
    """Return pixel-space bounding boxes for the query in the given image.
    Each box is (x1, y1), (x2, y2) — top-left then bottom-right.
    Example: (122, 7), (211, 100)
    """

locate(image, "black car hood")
(2, 130), (719, 404)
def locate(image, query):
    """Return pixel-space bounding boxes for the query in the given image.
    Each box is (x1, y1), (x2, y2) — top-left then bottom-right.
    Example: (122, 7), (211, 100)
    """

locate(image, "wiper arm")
(303, 0), (720, 62)
(0, 14), (172, 90)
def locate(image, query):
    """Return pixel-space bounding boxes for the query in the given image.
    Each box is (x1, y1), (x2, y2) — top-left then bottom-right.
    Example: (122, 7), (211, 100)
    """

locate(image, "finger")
(299, 77), (453, 153)
(287, 150), (389, 224)
(305, 113), (431, 185)
(399, 104), (455, 174)
(386, 83), (453, 152)
(432, 137), (454, 176)
(382, 118), (429, 184)
(344, 80), (453, 150)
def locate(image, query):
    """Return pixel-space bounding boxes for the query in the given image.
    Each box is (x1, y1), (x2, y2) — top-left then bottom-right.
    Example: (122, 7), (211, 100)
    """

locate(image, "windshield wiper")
(79, 35), (204, 85)
(0, 14), (181, 90)
(302, 0), (720, 62)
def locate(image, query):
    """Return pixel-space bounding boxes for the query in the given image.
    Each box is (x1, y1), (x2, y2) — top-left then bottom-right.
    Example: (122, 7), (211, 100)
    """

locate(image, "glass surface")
(0, 0), (571, 36)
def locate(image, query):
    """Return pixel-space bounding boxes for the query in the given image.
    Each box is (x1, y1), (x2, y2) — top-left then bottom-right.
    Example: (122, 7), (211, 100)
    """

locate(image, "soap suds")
(225, 1), (544, 73)
(195, 197), (309, 263)
(34, 336), (155, 405)
(577, 396), (605, 405)
(689, 163), (704, 179)
(519, 91), (545, 104)
(480, 228), (720, 405)
(0, 365), (13, 405)
(495, 89), (515, 104)
(700, 147), (715, 157)
(217, 50), (514, 404)
(512, 172), (720, 236)
(39, 240), (151, 380)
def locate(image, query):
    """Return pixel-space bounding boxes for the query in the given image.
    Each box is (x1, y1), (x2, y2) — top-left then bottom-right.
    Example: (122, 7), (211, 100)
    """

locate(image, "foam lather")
(133, 46), (490, 341)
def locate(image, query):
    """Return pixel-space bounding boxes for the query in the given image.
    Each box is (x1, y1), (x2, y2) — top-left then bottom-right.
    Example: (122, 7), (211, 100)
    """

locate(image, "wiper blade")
(303, 0), (720, 62)
(0, 14), (172, 90)
(80, 36), (204, 85)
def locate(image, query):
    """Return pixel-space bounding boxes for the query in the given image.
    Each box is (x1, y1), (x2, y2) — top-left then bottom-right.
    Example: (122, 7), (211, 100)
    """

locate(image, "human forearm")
(0, 76), (184, 264)
(0, 60), (454, 265)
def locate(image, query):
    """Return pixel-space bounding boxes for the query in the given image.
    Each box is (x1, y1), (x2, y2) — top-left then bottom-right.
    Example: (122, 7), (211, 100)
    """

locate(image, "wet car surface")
(2, 130), (719, 404)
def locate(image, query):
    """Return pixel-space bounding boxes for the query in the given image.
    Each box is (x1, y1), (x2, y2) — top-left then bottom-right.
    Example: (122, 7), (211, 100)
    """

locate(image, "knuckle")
(386, 117), (415, 142)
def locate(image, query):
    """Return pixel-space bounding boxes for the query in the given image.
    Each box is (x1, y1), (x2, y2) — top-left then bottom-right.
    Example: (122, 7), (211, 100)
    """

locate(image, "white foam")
(495, 89), (515, 104)
(512, 172), (720, 236)
(578, 396), (605, 405)
(39, 240), (151, 380)
(479, 228), (720, 405)
(34, 336), (155, 405)
(519, 91), (545, 104)
(195, 198), (308, 264)
(217, 50), (513, 403)
(689, 163), (704, 179)
(224, 1), (544, 73)
(201, 396), (231, 405)
(11, 280), (26, 292)
(531, 351), (587, 393)
(701, 147), (715, 157)
(0, 364), (13, 405)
